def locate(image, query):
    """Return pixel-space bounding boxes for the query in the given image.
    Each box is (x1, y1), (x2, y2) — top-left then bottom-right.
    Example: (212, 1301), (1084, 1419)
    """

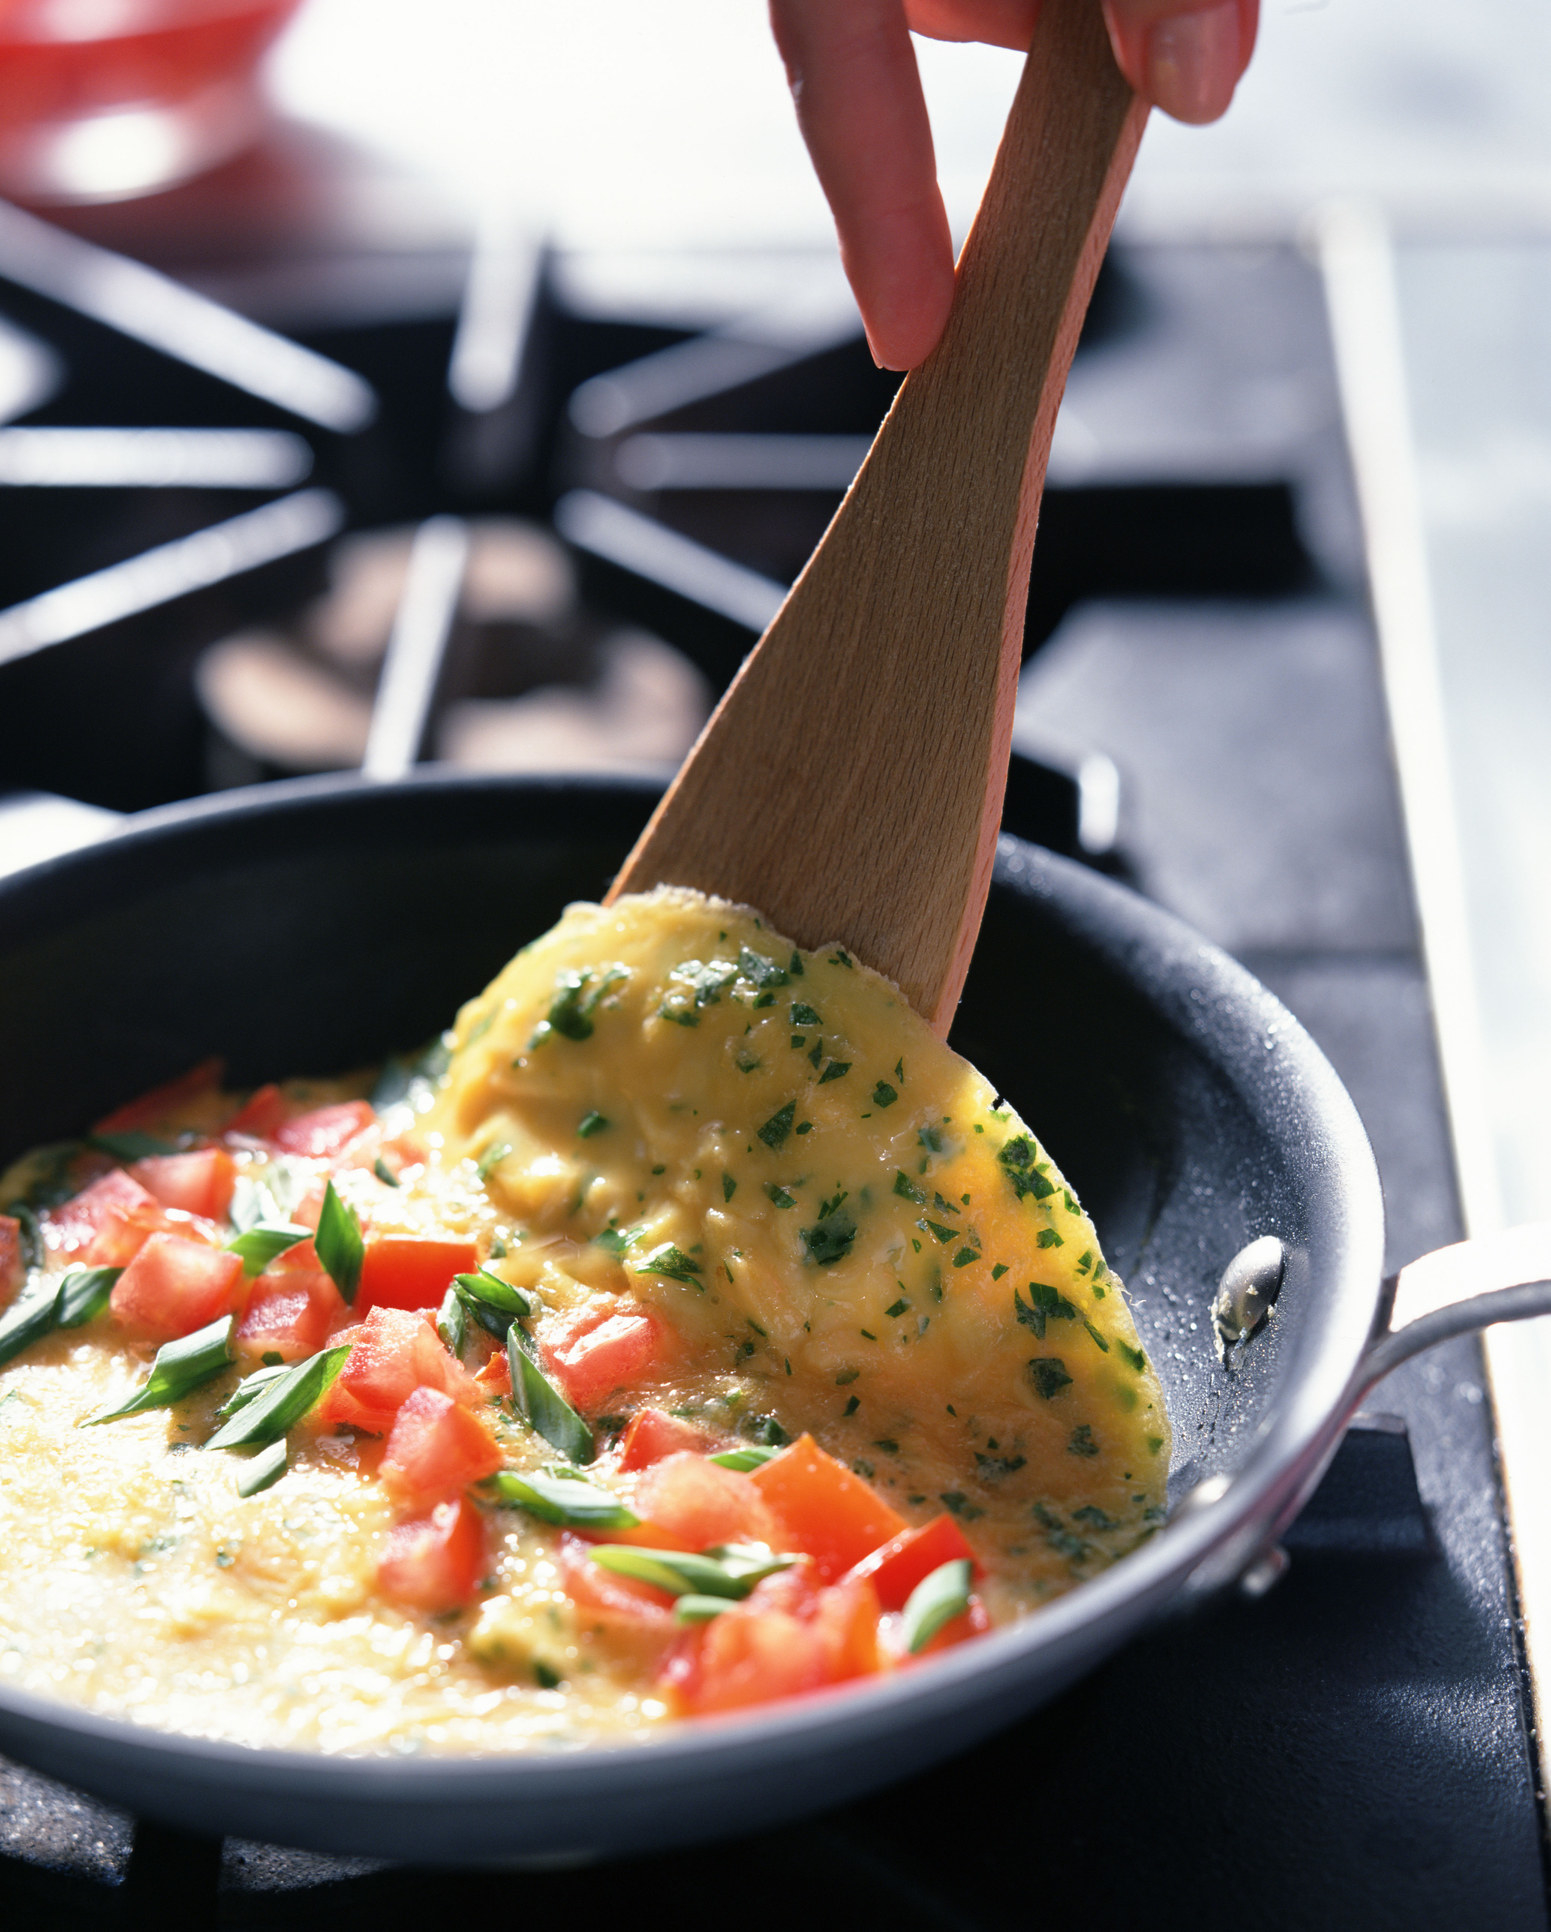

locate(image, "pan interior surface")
(0, 773), (1384, 1859)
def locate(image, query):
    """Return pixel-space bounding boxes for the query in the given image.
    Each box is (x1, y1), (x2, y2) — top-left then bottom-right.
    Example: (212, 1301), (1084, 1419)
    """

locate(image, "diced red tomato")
(0, 1214), (21, 1300)
(315, 1305), (476, 1434)
(380, 1386), (502, 1504)
(132, 1148), (236, 1221)
(377, 1497), (485, 1611)
(357, 1236), (478, 1314)
(656, 1563), (882, 1715)
(617, 1407), (713, 1471)
(236, 1270), (347, 1363)
(841, 1513), (980, 1611)
(109, 1232), (244, 1341)
(223, 1084), (287, 1141)
(474, 1349), (511, 1394)
(44, 1168), (158, 1257)
(275, 1100), (376, 1159)
(91, 1058), (223, 1136)
(751, 1435), (907, 1583)
(557, 1532), (673, 1628)
(540, 1302), (673, 1413)
(629, 1451), (781, 1552)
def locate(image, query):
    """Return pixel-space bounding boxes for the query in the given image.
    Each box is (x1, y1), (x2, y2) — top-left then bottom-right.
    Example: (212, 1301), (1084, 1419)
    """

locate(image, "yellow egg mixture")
(0, 888), (1169, 1753)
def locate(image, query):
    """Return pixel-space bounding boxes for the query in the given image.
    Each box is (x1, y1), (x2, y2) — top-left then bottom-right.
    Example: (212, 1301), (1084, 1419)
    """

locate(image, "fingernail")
(1145, 3), (1240, 123)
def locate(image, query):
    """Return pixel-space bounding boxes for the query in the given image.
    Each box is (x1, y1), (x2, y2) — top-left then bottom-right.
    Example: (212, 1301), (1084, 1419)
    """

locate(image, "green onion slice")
(673, 1594), (730, 1625)
(507, 1326), (593, 1464)
(708, 1444), (780, 1472)
(454, 1268), (535, 1333)
(87, 1129), (177, 1162)
(315, 1181), (364, 1304)
(436, 1284), (468, 1356)
(703, 1541), (796, 1588)
(224, 1222), (311, 1277)
(590, 1546), (747, 1599)
(56, 1266), (121, 1328)
(214, 1360), (290, 1419)
(901, 1557), (974, 1655)
(85, 1315), (236, 1424)
(0, 1277), (65, 1370)
(205, 1343), (350, 1450)
(482, 1467), (638, 1530)
(235, 1436), (288, 1497)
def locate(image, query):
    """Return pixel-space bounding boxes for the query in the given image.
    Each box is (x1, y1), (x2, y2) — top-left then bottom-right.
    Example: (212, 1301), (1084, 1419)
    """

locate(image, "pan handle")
(1356, 1221), (1551, 1403)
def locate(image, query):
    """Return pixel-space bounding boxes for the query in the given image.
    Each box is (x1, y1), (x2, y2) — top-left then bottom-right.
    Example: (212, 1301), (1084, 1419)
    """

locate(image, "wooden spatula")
(608, 0), (1146, 1035)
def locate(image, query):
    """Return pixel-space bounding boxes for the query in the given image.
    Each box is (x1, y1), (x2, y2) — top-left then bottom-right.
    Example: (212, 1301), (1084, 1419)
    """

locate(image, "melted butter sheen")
(0, 888), (1169, 1754)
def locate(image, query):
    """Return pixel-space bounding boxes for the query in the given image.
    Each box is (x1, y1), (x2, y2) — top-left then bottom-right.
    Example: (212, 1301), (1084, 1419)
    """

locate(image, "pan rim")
(0, 770), (1386, 1835)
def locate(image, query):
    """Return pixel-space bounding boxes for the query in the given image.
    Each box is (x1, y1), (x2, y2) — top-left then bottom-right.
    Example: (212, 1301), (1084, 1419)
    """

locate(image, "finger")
(903, 0), (1039, 49)
(770, 0), (955, 370)
(1100, 0), (1259, 123)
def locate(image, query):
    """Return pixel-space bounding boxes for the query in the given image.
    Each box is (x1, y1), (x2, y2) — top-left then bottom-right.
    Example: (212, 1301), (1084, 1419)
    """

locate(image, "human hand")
(769, 0), (1258, 370)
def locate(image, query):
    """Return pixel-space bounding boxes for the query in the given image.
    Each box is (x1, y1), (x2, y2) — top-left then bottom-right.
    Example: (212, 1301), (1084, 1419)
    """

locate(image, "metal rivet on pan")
(1238, 1544), (1291, 1598)
(1213, 1234), (1285, 1349)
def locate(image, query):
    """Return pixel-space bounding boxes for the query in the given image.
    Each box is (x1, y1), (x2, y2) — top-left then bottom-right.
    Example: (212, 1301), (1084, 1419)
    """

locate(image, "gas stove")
(0, 146), (1544, 1929)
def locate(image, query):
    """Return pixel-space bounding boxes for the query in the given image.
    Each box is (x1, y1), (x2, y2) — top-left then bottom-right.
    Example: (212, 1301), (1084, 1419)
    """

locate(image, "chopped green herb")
(998, 1135), (1056, 1200)
(1082, 1318), (1110, 1352)
(835, 1367), (860, 1386)
(737, 946), (789, 989)
(1037, 1228), (1064, 1249)
(576, 1110), (609, 1139)
(818, 1060), (851, 1084)
(531, 966), (626, 1045)
(795, 1121), (812, 1135)
(634, 1243), (703, 1287)
(885, 1298), (910, 1319)
(938, 1491), (983, 1521)
(594, 1227), (629, 1255)
(315, 1181), (364, 1303)
(790, 1003), (822, 1028)
(952, 1246), (979, 1269)
(922, 1219), (956, 1245)
(802, 1207), (857, 1267)
(1118, 1340), (1147, 1373)
(85, 1316), (235, 1424)
(215, 1361), (288, 1418)
(1068, 1424), (1100, 1458)
(873, 1439), (900, 1455)
(1028, 1357), (1073, 1400)
(974, 1451), (1026, 1481)
(0, 1276), (66, 1369)
(790, 1035), (806, 1049)
(919, 1126), (944, 1153)
(757, 1102), (796, 1149)
(674, 1594), (729, 1624)
(871, 1081), (898, 1108)
(807, 1042), (823, 1069)
(476, 1140), (513, 1179)
(206, 1343), (350, 1449)
(842, 1395), (860, 1417)
(789, 951), (805, 976)
(373, 1157), (400, 1188)
(721, 1172), (738, 1202)
(1014, 1281), (1077, 1339)
(765, 1184), (796, 1210)
(828, 949), (853, 968)
(893, 1171), (926, 1206)
(736, 1052), (761, 1073)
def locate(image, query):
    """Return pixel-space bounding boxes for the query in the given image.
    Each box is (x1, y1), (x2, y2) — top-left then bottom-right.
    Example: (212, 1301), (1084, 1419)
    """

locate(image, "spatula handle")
(610, 0), (1146, 1032)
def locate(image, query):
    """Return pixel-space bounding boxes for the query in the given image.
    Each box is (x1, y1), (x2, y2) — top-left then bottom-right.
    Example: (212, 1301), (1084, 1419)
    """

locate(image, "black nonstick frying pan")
(0, 772), (1546, 1864)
